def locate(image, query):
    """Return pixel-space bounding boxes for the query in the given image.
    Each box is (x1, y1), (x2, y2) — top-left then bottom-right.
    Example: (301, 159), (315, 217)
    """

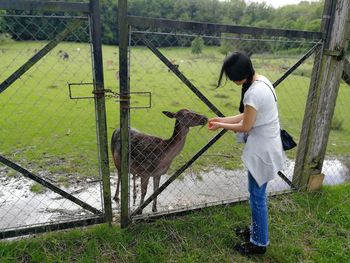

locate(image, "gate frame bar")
(0, 0), (89, 13)
(128, 16), (322, 40)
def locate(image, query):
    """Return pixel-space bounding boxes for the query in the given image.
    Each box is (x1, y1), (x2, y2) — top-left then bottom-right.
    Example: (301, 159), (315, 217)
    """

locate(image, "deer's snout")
(200, 116), (208, 125)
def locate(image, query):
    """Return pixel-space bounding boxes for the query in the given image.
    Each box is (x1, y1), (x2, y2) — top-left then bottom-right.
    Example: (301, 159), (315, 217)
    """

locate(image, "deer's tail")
(111, 128), (121, 158)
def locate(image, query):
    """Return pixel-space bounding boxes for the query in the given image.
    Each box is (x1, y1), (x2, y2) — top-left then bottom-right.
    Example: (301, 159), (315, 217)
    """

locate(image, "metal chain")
(103, 89), (120, 100)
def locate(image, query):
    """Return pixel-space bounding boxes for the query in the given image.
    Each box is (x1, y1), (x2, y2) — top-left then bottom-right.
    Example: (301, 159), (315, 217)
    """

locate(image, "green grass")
(0, 41), (349, 179)
(29, 183), (46, 194)
(1, 183), (350, 262)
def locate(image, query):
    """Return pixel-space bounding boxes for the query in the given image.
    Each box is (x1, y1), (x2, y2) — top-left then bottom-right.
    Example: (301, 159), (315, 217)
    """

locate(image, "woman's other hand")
(208, 117), (222, 123)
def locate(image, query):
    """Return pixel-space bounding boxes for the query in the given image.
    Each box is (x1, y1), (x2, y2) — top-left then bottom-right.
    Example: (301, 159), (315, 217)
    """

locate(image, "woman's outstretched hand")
(208, 120), (221, 131)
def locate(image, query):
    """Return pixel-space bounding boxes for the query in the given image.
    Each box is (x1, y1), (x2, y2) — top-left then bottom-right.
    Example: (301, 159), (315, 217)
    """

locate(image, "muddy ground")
(0, 158), (349, 231)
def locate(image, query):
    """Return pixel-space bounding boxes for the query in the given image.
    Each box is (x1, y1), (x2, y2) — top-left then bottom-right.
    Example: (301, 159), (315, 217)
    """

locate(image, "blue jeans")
(248, 172), (269, 247)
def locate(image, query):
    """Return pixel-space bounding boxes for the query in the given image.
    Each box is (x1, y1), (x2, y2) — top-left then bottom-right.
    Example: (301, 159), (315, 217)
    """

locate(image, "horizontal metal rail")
(0, 216), (105, 240)
(131, 30), (320, 44)
(128, 16), (323, 40)
(0, 0), (90, 13)
(0, 155), (102, 215)
(0, 14), (88, 20)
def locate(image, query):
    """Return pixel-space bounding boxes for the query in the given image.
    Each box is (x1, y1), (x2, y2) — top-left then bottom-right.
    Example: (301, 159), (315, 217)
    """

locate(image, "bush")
(0, 33), (12, 45)
(331, 116), (344, 131)
(191, 36), (204, 54)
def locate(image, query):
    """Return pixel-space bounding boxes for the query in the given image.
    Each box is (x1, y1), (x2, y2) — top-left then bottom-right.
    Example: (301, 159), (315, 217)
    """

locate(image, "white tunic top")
(241, 76), (286, 187)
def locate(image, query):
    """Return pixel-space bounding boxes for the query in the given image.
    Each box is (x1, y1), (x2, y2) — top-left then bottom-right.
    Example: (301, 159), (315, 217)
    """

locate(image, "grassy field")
(0, 183), (349, 262)
(0, 41), (349, 180)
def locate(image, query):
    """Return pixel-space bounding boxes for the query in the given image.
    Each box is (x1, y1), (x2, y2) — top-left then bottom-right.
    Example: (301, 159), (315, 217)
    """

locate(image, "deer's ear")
(162, 111), (175, 118)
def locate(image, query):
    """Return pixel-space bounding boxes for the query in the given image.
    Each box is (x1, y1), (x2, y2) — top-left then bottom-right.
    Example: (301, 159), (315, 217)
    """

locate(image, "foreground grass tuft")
(1, 183), (350, 262)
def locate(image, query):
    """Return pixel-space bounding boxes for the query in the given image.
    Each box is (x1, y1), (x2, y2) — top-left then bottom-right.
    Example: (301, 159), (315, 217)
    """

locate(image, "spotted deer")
(111, 109), (208, 213)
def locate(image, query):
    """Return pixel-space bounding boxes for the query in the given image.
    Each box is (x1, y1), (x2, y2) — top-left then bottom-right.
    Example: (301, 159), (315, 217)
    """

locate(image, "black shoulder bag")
(257, 80), (297, 151)
(280, 129), (297, 151)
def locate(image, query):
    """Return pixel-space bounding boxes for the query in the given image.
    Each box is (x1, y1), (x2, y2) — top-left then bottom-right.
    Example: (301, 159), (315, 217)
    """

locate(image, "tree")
(191, 36), (204, 54)
(0, 0), (324, 46)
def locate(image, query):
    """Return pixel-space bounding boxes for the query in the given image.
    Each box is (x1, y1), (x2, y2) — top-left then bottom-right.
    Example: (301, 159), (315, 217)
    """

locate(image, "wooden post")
(118, 0), (131, 228)
(292, 0), (350, 190)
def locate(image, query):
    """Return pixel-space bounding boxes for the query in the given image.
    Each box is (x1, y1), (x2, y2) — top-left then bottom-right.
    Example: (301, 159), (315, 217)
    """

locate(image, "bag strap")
(256, 79), (277, 102)
(255, 79), (282, 129)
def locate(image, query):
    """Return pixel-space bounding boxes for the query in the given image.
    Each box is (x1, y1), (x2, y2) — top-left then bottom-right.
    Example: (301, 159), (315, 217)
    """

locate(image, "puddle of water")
(0, 158), (349, 231)
(0, 174), (102, 230)
(127, 158), (349, 214)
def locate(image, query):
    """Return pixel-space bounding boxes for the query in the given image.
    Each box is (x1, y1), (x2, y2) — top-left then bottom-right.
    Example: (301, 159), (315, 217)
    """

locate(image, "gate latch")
(68, 82), (151, 109)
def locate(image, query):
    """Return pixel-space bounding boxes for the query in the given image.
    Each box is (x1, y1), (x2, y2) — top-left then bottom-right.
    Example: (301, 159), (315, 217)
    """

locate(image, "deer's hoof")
(135, 209), (143, 215)
(113, 196), (120, 204)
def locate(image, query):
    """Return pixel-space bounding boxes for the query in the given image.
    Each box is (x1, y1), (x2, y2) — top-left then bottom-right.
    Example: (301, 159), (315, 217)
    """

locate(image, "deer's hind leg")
(140, 174), (150, 204)
(152, 175), (161, 212)
(137, 174), (150, 214)
(133, 173), (137, 206)
(113, 168), (121, 204)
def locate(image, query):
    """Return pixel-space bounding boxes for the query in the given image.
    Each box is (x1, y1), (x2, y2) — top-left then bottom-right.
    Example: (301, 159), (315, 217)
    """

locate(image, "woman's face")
(233, 79), (246, 86)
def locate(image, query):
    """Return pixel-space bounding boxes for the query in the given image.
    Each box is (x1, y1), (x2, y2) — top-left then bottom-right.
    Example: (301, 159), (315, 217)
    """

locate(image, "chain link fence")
(118, 27), (349, 218)
(0, 11), (106, 236)
(1, 2), (348, 238)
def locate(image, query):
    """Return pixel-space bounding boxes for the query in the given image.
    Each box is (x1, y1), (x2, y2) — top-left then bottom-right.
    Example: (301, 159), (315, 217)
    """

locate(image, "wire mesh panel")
(0, 12), (104, 235)
(124, 28), (332, 217)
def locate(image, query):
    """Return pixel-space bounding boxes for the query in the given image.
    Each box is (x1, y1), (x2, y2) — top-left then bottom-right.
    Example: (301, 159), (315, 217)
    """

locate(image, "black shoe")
(234, 241), (267, 255)
(235, 226), (251, 241)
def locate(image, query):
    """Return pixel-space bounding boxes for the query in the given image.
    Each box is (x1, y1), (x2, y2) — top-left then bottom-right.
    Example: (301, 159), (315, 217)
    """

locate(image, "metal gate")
(118, 16), (321, 219)
(118, 14), (349, 223)
(0, 0), (112, 239)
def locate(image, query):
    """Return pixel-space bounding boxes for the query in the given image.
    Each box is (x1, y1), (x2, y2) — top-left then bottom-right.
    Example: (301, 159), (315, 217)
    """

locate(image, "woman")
(208, 52), (285, 255)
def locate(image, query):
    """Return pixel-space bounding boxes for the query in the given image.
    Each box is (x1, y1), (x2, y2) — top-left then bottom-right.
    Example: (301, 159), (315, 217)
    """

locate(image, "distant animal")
(106, 59), (114, 70)
(168, 60), (179, 72)
(58, 50), (69, 60)
(111, 109), (208, 213)
(62, 52), (69, 60)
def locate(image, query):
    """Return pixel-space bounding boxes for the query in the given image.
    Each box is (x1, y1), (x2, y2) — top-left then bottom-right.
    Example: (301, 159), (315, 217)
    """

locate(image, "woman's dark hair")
(217, 52), (255, 113)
